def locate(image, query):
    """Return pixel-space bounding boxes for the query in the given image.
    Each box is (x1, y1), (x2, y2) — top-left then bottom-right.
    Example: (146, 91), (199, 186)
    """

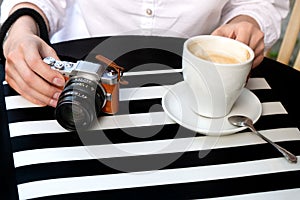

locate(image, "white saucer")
(162, 81), (262, 136)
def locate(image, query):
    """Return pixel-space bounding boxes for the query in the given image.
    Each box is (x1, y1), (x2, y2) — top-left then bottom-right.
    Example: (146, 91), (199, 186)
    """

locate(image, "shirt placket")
(140, 0), (155, 35)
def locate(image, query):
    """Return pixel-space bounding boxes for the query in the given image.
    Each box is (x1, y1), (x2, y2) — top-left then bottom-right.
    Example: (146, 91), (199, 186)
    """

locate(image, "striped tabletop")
(1, 36), (300, 200)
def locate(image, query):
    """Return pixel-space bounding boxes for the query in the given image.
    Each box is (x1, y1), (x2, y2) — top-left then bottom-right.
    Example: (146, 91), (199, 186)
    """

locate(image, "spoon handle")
(248, 125), (298, 163)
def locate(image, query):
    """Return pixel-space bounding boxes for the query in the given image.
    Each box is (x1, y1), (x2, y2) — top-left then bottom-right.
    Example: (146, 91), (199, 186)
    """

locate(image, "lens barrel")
(55, 77), (106, 131)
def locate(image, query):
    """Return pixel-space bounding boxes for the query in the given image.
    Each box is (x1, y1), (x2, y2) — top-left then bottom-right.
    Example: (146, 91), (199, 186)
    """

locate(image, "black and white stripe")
(3, 70), (300, 199)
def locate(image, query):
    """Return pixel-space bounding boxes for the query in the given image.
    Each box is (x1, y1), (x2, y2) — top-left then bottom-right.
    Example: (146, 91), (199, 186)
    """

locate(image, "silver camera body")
(43, 57), (121, 131)
(43, 57), (119, 87)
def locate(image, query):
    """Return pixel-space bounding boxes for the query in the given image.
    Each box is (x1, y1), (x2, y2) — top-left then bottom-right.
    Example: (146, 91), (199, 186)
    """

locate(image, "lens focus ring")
(55, 76), (106, 131)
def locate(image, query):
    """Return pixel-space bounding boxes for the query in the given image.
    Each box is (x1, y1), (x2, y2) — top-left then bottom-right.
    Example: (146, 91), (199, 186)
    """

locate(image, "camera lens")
(55, 77), (106, 131)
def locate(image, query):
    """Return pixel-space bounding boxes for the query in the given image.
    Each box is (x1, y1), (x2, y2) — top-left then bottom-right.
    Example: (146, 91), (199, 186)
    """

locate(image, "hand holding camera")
(43, 56), (124, 131)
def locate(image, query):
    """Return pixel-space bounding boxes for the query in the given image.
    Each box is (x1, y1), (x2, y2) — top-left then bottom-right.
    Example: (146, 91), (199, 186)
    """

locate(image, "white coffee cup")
(182, 35), (254, 118)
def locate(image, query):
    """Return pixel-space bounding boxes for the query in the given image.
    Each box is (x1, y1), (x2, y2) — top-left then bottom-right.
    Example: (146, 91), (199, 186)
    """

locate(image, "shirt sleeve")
(0, 0), (69, 37)
(220, 0), (290, 50)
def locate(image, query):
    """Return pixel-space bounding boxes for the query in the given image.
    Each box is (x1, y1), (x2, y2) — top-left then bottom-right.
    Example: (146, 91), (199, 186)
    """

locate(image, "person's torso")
(51, 0), (229, 43)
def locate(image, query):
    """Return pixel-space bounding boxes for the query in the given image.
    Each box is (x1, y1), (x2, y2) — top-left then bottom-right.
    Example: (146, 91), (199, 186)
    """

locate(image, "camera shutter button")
(43, 57), (56, 66)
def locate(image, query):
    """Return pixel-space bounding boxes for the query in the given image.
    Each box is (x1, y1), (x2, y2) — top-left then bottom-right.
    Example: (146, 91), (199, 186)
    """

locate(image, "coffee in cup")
(194, 51), (242, 64)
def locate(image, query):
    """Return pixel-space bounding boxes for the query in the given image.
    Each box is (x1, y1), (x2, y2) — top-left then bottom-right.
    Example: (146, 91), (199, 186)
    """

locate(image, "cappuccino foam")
(195, 52), (241, 64)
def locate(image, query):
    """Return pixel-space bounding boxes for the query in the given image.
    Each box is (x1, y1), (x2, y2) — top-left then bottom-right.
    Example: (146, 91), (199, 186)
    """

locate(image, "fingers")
(212, 21), (265, 68)
(234, 23), (265, 68)
(5, 56), (63, 107)
(211, 26), (236, 39)
(5, 37), (65, 107)
(6, 72), (54, 107)
(24, 45), (65, 88)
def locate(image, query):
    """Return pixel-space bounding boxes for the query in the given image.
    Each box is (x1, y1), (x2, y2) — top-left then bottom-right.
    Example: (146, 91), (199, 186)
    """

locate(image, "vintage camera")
(43, 57), (124, 131)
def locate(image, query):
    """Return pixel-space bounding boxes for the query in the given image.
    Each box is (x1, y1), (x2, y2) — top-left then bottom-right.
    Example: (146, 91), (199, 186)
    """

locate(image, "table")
(1, 36), (300, 200)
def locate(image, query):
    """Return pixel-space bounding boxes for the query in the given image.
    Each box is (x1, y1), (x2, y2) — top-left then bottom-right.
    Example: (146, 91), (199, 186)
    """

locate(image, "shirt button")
(146, 8), (153, 16)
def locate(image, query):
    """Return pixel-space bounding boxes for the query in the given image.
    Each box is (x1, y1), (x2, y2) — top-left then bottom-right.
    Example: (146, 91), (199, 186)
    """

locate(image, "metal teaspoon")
(228, 115), (298, 163)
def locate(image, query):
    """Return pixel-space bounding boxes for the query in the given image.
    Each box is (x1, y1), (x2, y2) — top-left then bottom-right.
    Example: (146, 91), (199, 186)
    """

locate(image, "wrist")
(0, 7), (51, 61)
(3, 15), (40, 48)
(10, 15), (40, 36)
(10, 3), (50, 32)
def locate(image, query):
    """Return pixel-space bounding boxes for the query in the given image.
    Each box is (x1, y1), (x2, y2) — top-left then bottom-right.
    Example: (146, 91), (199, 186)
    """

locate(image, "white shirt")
(0, 0), (289, 49)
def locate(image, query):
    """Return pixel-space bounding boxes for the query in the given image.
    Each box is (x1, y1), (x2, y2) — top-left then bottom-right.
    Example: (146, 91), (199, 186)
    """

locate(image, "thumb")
(39, 39), (60, 61)
(37, 41), (66, 86)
